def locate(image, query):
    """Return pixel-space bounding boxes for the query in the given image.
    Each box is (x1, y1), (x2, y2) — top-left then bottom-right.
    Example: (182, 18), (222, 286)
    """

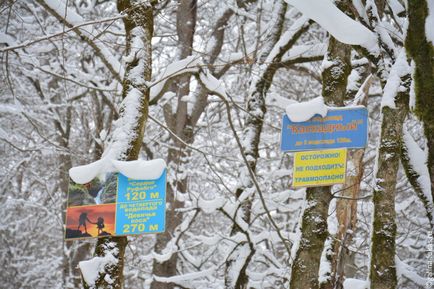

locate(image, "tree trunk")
(369, 57), (411, 289)
(290, 34), (351, 289)
(150, 1), (197, 288)
(290, 186), (333, 289)
(82, 2), (155, 288)
(405, 0), (434, 207)
(225, 10), (309, 288)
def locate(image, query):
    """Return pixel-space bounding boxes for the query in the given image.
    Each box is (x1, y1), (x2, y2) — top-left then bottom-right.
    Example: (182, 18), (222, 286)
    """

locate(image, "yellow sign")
(293, 148), (347, 187)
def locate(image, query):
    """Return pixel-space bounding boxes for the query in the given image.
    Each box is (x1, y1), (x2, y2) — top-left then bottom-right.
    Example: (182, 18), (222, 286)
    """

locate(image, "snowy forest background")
(1, 0), (433, 288)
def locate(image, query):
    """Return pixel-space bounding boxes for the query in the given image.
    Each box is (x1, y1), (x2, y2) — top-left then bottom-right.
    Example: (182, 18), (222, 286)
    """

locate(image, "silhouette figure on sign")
(77, 212), (93, 233)
(96, 217), (105, 235)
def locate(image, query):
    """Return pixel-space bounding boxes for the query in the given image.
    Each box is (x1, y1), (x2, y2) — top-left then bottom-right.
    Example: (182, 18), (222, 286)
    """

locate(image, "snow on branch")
(381, 49), (411, 109)
(403, 130), (433, 206)
(395, 256), (427, 287)
(153, 267), (216, 284)
(79, 242), (119, 287)
(343, 278), (368, 289)
(198, 70), (228, 99)
(285, 0), (378, 54)
(281, 44), (327, 63)
(36, 0), (124, 81)
(0, 15), (126, 53)
(198, 197), (226, 214)
(265, 15), (309, 64)
(150, 56), (202, 102)
(426, 0), (434, 45)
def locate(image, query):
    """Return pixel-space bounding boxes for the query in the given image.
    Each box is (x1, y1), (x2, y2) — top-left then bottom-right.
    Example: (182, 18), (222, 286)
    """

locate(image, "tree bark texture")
(369, 69), (411, 289)
(290, 187), (333, 289)
(291, 34), (351, 289)
(405, 0), (434, 206)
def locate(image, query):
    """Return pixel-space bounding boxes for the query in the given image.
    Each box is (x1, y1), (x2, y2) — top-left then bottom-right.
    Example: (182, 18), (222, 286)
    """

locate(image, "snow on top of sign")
(285, 96), (327, 122)
(286, 0), (378, 55)
(112, 159), (166, 180)
(426, 0), (434, 45)
(69, 158), (166, 184)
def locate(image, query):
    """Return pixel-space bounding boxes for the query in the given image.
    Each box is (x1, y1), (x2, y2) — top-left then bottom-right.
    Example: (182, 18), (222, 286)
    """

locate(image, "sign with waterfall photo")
(65, 160), (167, 240)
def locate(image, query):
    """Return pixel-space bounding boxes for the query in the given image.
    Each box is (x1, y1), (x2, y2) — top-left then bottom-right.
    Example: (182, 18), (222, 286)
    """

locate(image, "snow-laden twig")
(199, 71), (293, 259)
(35, 0), (124, 81)
(0, 15), (126, 53)
(395, 256), (427, 287)
(285, 0), (378, 54)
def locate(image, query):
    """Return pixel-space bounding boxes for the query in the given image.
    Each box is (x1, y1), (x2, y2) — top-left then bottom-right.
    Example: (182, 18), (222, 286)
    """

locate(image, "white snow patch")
(426, 0), (434, 45)
(226, 244), (251, 287)
(381, 49), (411, 109)
(352, 74), (373, 106)
(267, 92), (298, 108)
(198, 197), (225, 214)
(286, 0), (378, 54)
(153, 267), (216, 283)
(347, 69), (361, 92)
(327, 197), (338, 235)
(409, 62), (416, 110)
(285, 96), (328, 122)
(388, 0), (405, 17)
(199, 71), (228, 99)
(343, 278), (368, 289)
(112, 159), (166, 180)
(283, 44), (327, 62)
(318, 237), (333, 284)
(69, 158), (166, 184)
(0, 32), (16, 46)
(403, 130), (433, 205)
(104, 87), (142, 160)
(79, 246), (118, 287)
(321, 58), (336, 72)
(265, 16), (309, 64)
(153, 250), (174, 264)
(395, 256), (427, 287)
(150, 56), (201, 100)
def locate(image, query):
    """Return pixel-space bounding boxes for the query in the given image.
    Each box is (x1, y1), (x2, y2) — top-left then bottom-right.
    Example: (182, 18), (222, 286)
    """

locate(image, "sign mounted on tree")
(280, 106), (368, 152)
(292, 148), (347, 187)
(65, 159), (166, 240)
